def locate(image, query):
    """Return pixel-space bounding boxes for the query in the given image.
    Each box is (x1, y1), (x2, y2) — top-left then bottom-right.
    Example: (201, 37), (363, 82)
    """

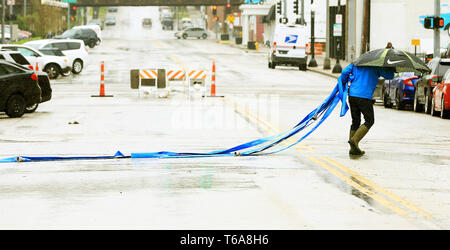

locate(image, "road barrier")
(187, 68), (208, 96)
(92, 61), (113, 97)
(131, 68), (170, 98)
(130, 61), (224, 98)
(306, 43), (324, 56)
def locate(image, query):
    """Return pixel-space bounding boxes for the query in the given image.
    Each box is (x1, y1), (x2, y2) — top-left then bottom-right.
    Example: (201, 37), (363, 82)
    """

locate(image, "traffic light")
(434, 17), (444, 28)
(226, 3), (231, 14)
(293, 0), (299, 15)
(276, 1), (282, 15)
(424, 16), (445, 29)
(424, 17), (433, 29)
(213, 5), (217, 16)
(70, 4), (77, 22)
(214, 16), (219, 22)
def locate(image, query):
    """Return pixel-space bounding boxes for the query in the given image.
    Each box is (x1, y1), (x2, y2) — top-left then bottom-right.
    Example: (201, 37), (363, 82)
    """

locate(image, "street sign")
(333, 24), (342, 37)
(226, 14), (235, 24)
(62, 0), (77, 3)
(411, 39), (421, 46)
(336, 14), (342, 24)
(7, 0), (15, 5)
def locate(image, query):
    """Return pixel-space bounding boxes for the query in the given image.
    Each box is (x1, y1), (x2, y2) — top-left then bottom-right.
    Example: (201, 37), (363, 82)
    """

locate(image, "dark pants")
(349, 96), (374, 131)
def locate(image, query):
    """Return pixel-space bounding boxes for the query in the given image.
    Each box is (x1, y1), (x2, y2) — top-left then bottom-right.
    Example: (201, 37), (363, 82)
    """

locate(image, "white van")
(268, 24), (308, 70)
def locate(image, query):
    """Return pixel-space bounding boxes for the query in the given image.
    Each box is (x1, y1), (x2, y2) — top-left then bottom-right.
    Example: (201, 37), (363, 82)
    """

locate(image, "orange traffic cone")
(206, 60), (223, 98)
(92, 61), (113, 97)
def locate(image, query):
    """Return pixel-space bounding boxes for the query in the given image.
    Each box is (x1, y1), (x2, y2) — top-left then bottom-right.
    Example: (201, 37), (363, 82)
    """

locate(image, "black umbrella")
(352, 48), (431, 73)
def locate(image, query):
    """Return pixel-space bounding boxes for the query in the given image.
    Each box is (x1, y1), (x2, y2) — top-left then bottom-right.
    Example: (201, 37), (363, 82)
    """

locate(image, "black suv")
(54, 28), (99, 48)
(414, 58), (450, 113)
(0, 60), (41, 118)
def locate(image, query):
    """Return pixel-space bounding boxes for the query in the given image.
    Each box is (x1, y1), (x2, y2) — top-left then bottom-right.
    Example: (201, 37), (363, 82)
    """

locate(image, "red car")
(431, 69), (450, 118)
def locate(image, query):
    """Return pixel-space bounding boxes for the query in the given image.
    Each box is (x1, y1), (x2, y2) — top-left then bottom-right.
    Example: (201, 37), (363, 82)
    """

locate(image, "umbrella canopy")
(352, 48), (431, 73)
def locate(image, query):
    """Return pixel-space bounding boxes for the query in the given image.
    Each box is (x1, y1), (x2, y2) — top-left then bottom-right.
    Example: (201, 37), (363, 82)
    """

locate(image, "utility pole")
(9, 0), (12, 43)
(434, 0), (441, 58)
(23, 0), (26, 16)
(67, 4), (70, 30)
(301, 0), (305, 25)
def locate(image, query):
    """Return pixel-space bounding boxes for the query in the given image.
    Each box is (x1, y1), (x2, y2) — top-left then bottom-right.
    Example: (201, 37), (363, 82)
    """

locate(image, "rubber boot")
(348, 129), (358, 155)
(348, 125), (369, 155)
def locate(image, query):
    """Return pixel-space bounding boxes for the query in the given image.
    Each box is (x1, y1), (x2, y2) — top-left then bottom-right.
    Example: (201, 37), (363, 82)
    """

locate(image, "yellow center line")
(319, 156), (433, 219)
(306, 156), (409, 217)
(152, 40), (164, 49)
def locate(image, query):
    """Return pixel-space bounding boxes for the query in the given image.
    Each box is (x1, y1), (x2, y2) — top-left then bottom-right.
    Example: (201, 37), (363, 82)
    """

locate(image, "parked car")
(89, 19), (104, 30)
(0, 51), (52, 113)
(142, 18), (152, 28)
(107, 7), (118, 13)
(383, 72), (420, 110)
(54, 28), (99, 49)
(0, 60), (41, 118)
(73, 25), (102, 44)
(0, 44), (71, 79)
(105, 16), (116, 26)
(430, 69), (450, 118)
(413, 58), (450, 113)
(25, 39), (88, 74)
(175, 27), (208, 40)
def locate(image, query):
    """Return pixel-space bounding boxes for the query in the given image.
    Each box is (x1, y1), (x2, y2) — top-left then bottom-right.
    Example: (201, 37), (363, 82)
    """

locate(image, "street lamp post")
(332, 0), (342, 73)
(308, 0), (318, 67)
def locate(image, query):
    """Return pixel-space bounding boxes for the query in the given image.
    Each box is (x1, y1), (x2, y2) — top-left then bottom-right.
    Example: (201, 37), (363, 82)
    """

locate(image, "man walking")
(338, 63), (395, 156)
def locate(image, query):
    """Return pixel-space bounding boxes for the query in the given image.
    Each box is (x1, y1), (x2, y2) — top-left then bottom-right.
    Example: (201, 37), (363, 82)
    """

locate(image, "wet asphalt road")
(0, 7), (449, 229)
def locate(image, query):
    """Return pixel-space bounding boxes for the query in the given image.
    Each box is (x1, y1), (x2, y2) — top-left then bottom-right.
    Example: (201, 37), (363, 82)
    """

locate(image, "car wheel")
(44, 64), (60, 79)
(271, 62), (276, 69)
(395, 90), (404, 110)
(5, 94), (26, 118)
(413, 90), (423, 112)
(383, 89), (392, 108)
(268, 62), (272, 69)
(424, 93), (432, 114)
(25, 103), (39, 113)
(299, 63), (307, 71)
(441, 96), (448, 119)
(89, 41), (96, 48)
(430, 95), (438, 116)
(72, 59), (83, 74)
(182, 34), (187, 39)
(202, 34), (207, 39)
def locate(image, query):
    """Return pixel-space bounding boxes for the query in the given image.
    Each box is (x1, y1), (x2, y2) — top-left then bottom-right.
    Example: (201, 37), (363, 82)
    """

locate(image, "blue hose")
(0, 82), (349, 163)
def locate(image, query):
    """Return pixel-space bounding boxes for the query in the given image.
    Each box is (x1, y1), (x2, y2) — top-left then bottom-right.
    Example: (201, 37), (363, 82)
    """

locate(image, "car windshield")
(61, 29), (78, 37)
(26, 43), (43, 50)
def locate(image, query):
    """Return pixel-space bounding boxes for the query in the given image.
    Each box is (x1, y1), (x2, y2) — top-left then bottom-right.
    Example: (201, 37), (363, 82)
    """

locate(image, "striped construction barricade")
(131, 68), (169, 98)
(166, 68), (187, 92)
(187, 69), (209, 96)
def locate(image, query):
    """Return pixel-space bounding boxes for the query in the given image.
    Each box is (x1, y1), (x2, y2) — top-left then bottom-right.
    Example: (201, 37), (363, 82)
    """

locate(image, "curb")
(308, 68), (340, 80)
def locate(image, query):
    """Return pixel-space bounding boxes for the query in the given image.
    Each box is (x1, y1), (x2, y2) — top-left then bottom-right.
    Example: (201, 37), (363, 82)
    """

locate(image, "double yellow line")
(162, 41), (433, 220)
(227, 98), (432, 220)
